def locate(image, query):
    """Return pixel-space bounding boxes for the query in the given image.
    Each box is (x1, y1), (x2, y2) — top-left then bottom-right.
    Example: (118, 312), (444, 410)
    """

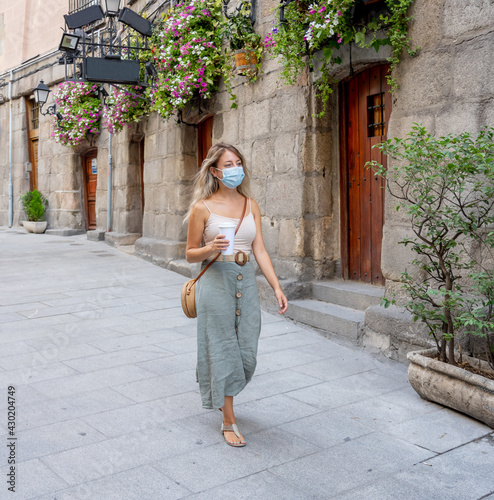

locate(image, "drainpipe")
(107, 85), (113, 232)
(8, 70), (13, 228)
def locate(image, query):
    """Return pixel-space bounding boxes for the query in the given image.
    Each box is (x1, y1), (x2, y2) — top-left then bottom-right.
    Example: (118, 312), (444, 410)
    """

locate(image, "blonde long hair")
(184, 143), (252, 222)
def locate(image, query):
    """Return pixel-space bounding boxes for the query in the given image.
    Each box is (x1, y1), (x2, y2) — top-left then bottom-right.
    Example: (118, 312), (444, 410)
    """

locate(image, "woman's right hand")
(210, 234), (230, 254)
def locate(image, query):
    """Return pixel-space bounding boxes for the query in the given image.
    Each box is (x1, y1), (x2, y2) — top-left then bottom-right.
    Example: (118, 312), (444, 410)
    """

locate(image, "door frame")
(339, 81), (351, 280)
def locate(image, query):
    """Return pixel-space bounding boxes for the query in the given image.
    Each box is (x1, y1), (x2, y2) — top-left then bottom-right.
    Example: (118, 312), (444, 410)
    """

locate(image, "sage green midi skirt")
(196, 260), (261, 410)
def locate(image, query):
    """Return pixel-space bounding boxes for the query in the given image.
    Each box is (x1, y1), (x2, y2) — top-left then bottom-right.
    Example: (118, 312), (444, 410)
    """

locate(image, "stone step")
(312, 280), (384, 311)
(286, 299), (365, 340)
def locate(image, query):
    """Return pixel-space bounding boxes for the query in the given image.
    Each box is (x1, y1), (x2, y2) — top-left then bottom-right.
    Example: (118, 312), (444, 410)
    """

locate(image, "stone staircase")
(286, 280), (385, 340)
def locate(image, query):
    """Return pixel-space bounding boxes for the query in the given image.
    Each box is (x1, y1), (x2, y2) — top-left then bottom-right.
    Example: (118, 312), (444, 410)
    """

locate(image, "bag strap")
(192, 196), (248, 284)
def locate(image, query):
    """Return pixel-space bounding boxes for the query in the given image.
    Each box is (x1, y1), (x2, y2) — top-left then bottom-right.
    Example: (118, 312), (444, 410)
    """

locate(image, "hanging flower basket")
(234, 49), (258, 76)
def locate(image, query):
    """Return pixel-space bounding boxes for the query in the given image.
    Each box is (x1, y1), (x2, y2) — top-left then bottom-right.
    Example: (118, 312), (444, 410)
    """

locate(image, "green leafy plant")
(223, 3), (263, 81)
(21, 190), (47, 222)
(265, 0), (417, 116)
(368, 124), (494, 369)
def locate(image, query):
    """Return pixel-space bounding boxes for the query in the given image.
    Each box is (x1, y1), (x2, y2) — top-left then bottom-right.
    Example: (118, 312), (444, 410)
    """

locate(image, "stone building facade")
(1, 0), (493, 360)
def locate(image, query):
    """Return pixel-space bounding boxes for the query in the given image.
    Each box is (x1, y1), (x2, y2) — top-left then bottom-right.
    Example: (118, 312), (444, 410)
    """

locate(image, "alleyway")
(0, 226), (493, 500)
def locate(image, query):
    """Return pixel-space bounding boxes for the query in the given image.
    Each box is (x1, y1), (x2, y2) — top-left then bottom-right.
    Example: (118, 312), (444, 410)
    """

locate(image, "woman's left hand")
(275, 289), (288, 315)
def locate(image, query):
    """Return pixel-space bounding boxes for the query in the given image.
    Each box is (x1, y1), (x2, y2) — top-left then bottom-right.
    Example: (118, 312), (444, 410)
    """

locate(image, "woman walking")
(185, 142), (288, 447)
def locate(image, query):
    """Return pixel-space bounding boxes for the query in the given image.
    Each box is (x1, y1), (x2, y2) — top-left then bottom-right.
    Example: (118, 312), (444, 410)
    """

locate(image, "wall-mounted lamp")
(59, 32), (81, 53)
(101, 0), (123, 17)
(33, 80), (58, 117)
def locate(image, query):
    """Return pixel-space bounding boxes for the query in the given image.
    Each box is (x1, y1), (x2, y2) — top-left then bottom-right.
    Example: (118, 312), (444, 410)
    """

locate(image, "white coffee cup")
(217, 222), (236, 255)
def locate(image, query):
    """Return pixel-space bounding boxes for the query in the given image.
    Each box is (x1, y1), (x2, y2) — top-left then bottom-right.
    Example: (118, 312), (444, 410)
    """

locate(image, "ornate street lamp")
(101, 0), (122, 17)
(33, 81), (50, 107)
(33, 81), (58, 117)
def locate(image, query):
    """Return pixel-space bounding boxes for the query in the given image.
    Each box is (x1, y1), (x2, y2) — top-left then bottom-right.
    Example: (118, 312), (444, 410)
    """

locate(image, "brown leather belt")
(205, 251), (249, 266)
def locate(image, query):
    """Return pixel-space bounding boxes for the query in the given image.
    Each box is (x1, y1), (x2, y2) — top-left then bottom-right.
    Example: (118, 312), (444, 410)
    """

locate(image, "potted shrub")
(223, 4), (262, 80)
(21, 190), (48, 233)
(368, 124), (494, 428)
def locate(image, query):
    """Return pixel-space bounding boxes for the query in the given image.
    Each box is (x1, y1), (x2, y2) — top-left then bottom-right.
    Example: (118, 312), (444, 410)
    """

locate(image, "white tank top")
(202, 198), (257, 254)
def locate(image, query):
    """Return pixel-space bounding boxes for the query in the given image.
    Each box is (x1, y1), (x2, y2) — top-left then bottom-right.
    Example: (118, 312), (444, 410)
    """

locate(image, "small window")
(31, 101), (39, 130)
(367, 93), (385, 137)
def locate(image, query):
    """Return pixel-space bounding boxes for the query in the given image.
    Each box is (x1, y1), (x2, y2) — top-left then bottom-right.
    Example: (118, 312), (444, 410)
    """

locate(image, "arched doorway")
(340, 65), (391, 285)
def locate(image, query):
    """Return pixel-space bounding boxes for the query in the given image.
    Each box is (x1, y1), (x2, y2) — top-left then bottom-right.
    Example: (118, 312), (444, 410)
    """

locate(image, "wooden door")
(25, 98), (39, 191)
(83, 153), (98, 230)
(197, 115), (214, 167)
(341, 65), (391, 285)
(30, 138), (39, 191)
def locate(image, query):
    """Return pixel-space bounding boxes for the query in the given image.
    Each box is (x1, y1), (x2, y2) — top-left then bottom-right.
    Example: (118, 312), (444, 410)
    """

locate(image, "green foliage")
(223, 3), (263, 82)
(224, 3), (261, 51)
(21, 190), (47, 222)
(381, 0), (418, 91)
(368, 124), (494, 367)
(265, 0), (417, 116)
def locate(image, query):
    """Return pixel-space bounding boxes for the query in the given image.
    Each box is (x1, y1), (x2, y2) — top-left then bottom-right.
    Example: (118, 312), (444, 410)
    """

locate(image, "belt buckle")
(235, 250), (247, 266)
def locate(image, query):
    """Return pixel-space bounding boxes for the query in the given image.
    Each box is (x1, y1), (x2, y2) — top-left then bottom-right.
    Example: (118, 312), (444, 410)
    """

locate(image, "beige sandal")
(221, 423), (246, 447)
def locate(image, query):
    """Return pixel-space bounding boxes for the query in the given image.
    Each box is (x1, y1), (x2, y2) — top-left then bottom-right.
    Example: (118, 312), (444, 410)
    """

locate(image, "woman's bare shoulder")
(250, 198), (260, 213)
(191, 200), (210, 220)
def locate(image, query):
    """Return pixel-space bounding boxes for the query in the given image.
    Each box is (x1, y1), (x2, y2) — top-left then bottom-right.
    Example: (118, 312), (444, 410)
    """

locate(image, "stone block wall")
(363, 0), (494, 359)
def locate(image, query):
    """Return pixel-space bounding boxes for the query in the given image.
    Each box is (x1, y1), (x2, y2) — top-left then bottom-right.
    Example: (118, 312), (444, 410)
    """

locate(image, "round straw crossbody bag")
(181, 197), (247, 319)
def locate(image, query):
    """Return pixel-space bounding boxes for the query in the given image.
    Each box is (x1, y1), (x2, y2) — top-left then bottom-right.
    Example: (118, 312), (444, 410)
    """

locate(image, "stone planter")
(234, 49), (258, 76)
(407, 347), (494, 428)
(23, 221), (47, 234)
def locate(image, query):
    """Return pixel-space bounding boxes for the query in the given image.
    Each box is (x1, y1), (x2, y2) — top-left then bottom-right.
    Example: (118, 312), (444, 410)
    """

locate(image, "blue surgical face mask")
(215, 166), (245, 189)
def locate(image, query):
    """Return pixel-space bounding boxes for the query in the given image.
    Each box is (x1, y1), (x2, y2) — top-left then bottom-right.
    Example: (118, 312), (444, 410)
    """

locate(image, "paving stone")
(226, 394), (322, 434)
(185, 470), (309, 500)
(41, 422), (209, 486)
(278, 409), (373, 448)
(256, 330), (325, 354)
(0, 343), (104, 370)
(18, 388), (135, 431)
(30, 364), (157, 399)
(332, 434), (494, 500)
(112, 370), (198, 402)
(15, 419), (107, 462)
(0, 362), (79, 389)
(62, 348), (170, 373)
(233, 369), (325, 405)
(136, 351), (198, 375)
(87, 329), (184, 352)
(268, 431), (436, 498)
(32, 465), (192, 500)
(381, 407), (493, 453)
(0, 458), (69, 498)
(259, 320), (304, 337)
(153, 441), (270, 493)
(290, 354), (387, 382)
(255, 347), (328, 375)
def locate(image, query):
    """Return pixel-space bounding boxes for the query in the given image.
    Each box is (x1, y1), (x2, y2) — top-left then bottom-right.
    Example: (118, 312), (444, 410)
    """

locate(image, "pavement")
(0, 226), (493, 500)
